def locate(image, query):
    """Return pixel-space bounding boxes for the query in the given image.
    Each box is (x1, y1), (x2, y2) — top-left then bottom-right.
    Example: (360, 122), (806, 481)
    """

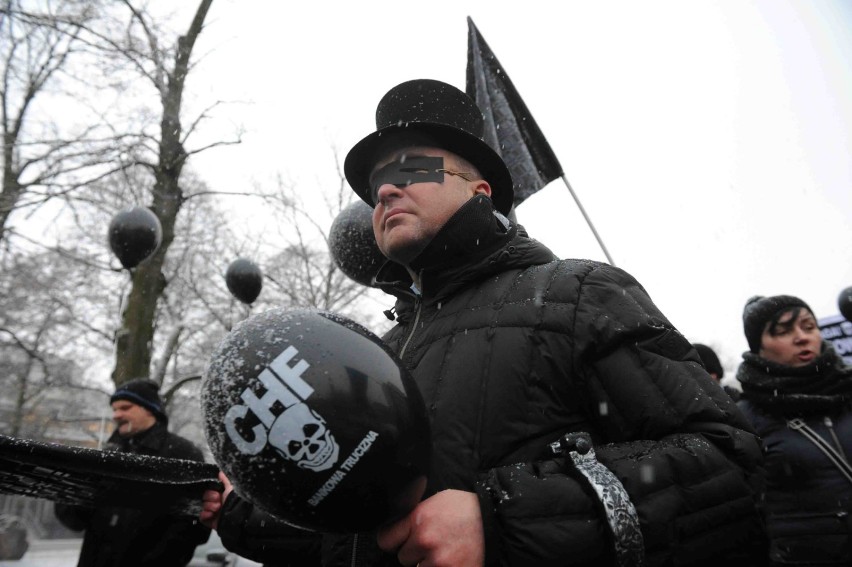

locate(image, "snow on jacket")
(55, 421), (211, 567)
(217, 196), (765, 566)
(368, 196), (763, 566)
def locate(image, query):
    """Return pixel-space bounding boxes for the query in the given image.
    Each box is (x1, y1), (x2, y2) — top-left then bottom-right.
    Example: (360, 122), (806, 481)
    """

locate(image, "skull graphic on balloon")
(203, 307), (431, 533)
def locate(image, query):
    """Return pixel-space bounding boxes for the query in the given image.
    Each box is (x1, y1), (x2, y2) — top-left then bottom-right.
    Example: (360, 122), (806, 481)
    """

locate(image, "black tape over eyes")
(369, 156), (444, 202)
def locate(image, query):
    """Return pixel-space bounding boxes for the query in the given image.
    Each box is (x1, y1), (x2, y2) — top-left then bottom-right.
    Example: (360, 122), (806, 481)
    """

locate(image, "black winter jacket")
(55, 421), (211, 567)
(365, 197), (764, 566)
(217, 493), (322, 567)
(218, 196), (764, 566)
(738, 346), (852, 566)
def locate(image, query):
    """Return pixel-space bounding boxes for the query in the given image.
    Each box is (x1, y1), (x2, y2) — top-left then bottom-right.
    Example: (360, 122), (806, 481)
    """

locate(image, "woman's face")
(759, 308), (822, 367)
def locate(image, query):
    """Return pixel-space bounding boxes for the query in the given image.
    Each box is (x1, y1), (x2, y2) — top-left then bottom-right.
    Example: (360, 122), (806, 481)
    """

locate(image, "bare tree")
(259, 167), (382, 320)
(0, 249), (93, 437)
(106, 0), (228, 386)
(0, 0), (139, 244)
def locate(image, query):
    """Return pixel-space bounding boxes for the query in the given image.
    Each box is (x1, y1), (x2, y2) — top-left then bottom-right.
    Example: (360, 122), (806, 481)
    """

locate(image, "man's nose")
(375, 183), (404, 204)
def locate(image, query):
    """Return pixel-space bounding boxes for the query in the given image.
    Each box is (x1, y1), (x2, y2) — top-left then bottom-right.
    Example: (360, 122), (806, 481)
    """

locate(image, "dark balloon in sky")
(225, 258), (263, 305)
(108, 206), (163, 269)
(328, 201), (386, 287)
(202, 307), (430, 533)
(839, 286), (852, 322)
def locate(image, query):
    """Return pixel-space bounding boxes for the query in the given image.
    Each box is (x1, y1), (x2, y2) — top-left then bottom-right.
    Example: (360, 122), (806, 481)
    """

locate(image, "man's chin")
(381, 235), (428, 265)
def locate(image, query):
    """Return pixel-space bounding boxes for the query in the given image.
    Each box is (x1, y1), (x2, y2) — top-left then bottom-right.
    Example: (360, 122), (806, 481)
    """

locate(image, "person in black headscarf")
(738, 295), (852, 566)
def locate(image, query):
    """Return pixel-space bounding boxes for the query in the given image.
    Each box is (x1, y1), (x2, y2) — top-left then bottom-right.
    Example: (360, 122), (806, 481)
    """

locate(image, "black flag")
(466, 17), (564, 207)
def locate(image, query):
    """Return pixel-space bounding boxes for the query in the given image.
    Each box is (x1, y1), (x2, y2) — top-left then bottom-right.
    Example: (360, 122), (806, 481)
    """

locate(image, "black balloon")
(839, 286), (852, 322)
(108, 206), (163, 269)
(202, 307), (430, 533)
(328, 201), (386, 287)
(226, 258), (263, 305)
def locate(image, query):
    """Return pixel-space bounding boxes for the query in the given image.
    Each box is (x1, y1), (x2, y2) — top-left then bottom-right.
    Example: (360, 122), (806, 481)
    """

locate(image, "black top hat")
(344, 79), (514, 215)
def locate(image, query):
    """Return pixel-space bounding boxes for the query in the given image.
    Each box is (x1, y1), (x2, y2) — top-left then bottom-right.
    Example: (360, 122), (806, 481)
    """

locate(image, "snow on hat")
(344, 79), (515, 215)
(742, 295), (813, 353)
(110, 378), (168, 423)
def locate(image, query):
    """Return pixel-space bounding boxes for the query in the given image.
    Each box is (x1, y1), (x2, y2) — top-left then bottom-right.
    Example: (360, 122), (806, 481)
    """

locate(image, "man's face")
(369, 146), (490, 265)
(759, 308), (822, 367)
(111, 399), (156, 436)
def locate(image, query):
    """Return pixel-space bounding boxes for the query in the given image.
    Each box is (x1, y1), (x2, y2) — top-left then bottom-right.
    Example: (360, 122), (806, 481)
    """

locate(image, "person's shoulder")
(161, 429), (204, 461)
(545, 258), (644, 290)
(536, 257), (608, 276)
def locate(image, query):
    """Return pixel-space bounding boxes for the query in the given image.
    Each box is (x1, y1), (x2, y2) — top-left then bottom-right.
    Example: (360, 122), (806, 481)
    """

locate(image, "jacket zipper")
(788, 418), (852, 484)
(399, 271), (425, 359)
(350, 277), (423, 566)
(400, 295), (422, 359)
(824, 416), (849, 461)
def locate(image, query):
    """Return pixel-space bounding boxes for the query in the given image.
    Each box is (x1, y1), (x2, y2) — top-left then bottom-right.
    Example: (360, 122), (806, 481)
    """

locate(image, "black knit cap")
(692, 343), (724, 379)
(742, 295), (814, 353)
(110, 378), (168, 423)
(344, 79), (515, 215)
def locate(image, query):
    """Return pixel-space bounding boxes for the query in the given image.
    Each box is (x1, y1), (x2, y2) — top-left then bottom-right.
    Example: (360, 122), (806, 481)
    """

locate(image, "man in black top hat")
(56, 379), (210, 567)
(203, 79), (765, 566)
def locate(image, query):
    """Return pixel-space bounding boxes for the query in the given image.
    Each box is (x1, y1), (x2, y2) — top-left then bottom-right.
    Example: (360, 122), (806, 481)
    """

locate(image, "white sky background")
(179, 0), (852, 381)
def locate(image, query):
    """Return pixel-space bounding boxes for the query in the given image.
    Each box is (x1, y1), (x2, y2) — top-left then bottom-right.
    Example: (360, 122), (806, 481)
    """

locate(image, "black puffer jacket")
(738, 346), (852, 566)
(218, 196), (764, 566)
(352, 196), (763, 566)
(55, 422), (211, 567)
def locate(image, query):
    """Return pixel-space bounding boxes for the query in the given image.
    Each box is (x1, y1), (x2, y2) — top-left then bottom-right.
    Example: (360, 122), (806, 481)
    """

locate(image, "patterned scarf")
(737, 344), (852, 416)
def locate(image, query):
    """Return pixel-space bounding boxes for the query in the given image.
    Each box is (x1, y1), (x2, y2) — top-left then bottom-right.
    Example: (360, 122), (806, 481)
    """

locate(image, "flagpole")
(466, 18), (616, 266)
(559, 174), (615, 266)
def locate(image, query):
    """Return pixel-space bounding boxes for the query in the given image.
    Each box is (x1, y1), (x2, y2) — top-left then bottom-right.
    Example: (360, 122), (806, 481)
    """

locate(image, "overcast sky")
(182, 0), (852, 380)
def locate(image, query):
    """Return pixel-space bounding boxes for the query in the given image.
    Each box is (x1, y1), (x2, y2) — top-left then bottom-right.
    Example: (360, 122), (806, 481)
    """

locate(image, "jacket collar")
(107, 420), (169, 453)
(374, 195), (556, 313)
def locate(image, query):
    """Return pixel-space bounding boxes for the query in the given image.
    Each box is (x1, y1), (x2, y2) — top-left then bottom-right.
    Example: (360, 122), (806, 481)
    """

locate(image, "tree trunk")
(111, 0), (214, 386)
(0, 133), (23, 240)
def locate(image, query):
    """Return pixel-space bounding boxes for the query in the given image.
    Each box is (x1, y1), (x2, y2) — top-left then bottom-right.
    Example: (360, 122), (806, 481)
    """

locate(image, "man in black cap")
(692, 343), (741, 401)
(56, 379), (210, 567)
(203, 79), (764, 566)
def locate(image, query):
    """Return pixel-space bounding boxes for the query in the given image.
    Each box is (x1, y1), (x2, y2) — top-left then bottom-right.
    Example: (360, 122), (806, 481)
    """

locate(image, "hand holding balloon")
(377, 489), (484, 567)
(202, 307), (430, 533)
(200, 471), (233, 530)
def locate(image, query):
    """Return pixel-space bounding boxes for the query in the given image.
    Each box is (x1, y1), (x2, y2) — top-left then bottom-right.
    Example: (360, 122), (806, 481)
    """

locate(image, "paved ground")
(0, 538), (81, 567)
(0, 534), (262, 567)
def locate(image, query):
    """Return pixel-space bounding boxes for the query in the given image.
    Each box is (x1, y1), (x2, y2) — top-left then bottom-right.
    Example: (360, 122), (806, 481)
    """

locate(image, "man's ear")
(473, 180), (492, 198)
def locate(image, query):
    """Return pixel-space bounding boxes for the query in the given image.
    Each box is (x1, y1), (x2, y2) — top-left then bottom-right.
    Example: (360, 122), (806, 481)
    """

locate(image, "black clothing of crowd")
(204, 79), (771, 567)
(737, 296), (852, 565)
(55, 79), (852, 567)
